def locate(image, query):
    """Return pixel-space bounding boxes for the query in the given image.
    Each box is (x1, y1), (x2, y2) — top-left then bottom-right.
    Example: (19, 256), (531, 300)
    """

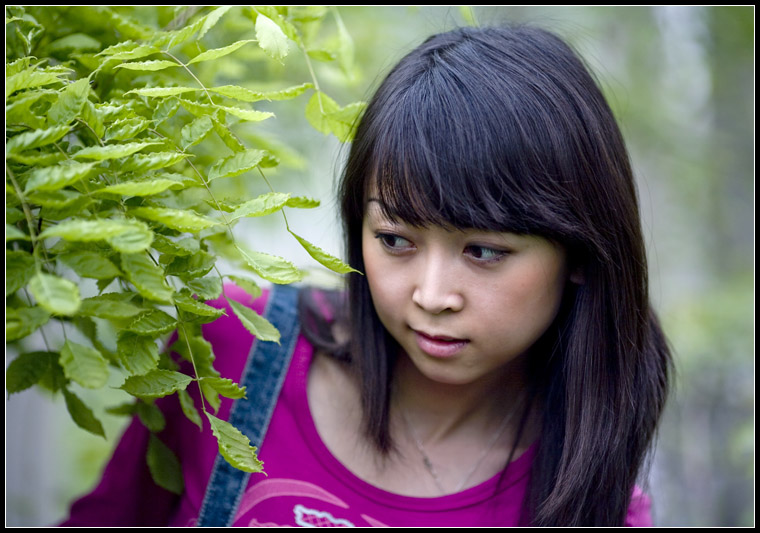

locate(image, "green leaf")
(208, 82), (314, 103)
(137, 401), (166, 432)
(126, 87), (198, 98)
(307, 48), (337, 62)
(81, 100), (106, 138)
(209, 85), (266, 102)
(6, 250), (35, 295)
(73, 141), (160, 161)
(126, 309), (178, 337)
(98, 41), (159, 61)
(58, 251), (122, 280)
(286, 196), (320, 209)
(39, 218), (153, 253)
(130, 207), (220, 233)
(177, 389), (203, 429)
(120, 152), (188, 173)
(227, 275), (262, 301)
(200, 377), (246, 400)
(6, 306), (51, 341)
(188, 39), (256, 65)
(120, 369), (193, 399)
(47, 78), (91, 125)
(334, 10), (355, 76)
(39, 354), (67, 393)
(114, 60), (180, 71)
(152, 98), (181, 125)
(28, 272), (81, 316)
(96, 7), (153, 41)
(40, 218), (130, 241)
(211, 118), (245, 152)
(207, 149), (269, 182)
(24, 161), (95, 193)
(7, 207), (25, 224)
(229, 192), (290, 221)
(106, 402), (137, 416)
(459, 5), (478, 26)
(255, 13), (289, 62)
(228, 298), (280, 343)
(197, 6), (232, 40)
(187, 276), (223, 301)
(262, 82), (314, 101)
(6, 225), (30, 242)
(48, 33), (101, 53)
(6, 125), (70, 154)
(6, 351), (57, 394)
(206, 412), (264, 473)
(326, 101), (367, 142)
(172, 333), (217, 378)
(180, 115), (214, 150)
(164, 250), (217, 281)
(120, 252), (174, 303)
(236, 245), (303, 284)
(63, 388), (106, 438)
(106, 223), (154, 254)
(305, 91), (338, 135)
(60, 340), (109, 389)
(117, 332), (160, 376)
(218, 105), (274, 123)
(289, 231), (358, 274)
(78, 294), (143, 319)
(305, 92), (365, 142)
(173, 291), (225, 319)
(253, 6), (300, 42)
(104, 117), (152, 141)
(95, 178), (183, 197)
(152, 234), (200, 257)
(6, 68), (62, 98)
(147, 434), (184, 495)
(200, 381), (220, 414)
(27, 189), (86, 208)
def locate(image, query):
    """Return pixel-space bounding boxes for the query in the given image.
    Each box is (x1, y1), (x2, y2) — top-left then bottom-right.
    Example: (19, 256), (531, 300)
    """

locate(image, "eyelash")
(375, 233), (413, 252)
(374, 233), (509, 264)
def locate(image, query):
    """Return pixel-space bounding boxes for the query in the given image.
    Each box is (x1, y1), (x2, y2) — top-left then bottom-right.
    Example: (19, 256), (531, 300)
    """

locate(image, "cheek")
(493, 259), (568, 336)
(362, 236), (398, 313)
(522, 264), (568, 329)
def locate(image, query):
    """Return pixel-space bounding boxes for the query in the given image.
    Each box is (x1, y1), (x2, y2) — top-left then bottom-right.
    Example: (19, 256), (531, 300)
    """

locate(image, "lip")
(413, 329), (470, 358)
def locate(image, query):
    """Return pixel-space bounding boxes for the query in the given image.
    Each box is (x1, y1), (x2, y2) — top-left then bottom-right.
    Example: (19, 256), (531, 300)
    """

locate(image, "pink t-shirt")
(62, 285), (653, 527)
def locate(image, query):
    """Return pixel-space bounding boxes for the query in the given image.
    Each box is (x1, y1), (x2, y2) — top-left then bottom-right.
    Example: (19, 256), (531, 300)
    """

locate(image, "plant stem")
(162, 50), (216, 106)
(6, 164), (43, 271)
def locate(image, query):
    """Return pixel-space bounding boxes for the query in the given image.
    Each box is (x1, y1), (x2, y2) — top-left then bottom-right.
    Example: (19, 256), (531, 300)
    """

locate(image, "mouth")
(412, 329), (470, 358)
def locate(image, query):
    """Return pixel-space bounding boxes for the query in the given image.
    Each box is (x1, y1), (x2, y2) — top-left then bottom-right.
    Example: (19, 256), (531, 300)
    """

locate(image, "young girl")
(62, 24), (671, 527)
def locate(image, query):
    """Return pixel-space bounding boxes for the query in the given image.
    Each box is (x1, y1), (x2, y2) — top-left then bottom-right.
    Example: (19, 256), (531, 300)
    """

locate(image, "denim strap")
(196, 284), (301, 526)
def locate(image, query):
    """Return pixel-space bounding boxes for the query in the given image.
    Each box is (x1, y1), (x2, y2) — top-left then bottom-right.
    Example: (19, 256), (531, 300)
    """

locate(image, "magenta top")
(61, 285), (653, 527)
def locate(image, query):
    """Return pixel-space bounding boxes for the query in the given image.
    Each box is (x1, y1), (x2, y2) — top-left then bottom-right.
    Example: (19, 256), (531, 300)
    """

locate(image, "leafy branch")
(6, 5), (365, 493)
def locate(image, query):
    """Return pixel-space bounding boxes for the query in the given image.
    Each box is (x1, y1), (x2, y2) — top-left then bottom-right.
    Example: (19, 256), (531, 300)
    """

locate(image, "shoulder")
(625, 485), (653, 527)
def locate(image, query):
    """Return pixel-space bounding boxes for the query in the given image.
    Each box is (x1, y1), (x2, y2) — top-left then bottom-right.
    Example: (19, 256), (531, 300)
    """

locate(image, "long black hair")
(314, 24), (672, 526)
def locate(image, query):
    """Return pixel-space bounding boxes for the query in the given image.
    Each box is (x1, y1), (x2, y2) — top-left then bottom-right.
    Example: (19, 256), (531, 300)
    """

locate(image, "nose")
(411, 252), (464, 314)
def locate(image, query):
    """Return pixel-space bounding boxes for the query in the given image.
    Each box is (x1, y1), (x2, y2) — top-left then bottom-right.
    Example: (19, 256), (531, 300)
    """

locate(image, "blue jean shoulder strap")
(196, 283), (301, 527)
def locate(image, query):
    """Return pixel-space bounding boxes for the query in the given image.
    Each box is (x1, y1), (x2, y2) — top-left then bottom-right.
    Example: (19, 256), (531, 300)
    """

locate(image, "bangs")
(361, 42), (569, 239)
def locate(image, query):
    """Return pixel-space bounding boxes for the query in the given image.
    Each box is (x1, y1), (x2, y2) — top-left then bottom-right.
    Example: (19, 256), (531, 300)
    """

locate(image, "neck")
(391, 352), (529, 446)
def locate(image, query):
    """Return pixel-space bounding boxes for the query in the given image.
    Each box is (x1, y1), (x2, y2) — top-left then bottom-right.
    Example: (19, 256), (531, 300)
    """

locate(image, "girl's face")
(362, 199), (570, 387)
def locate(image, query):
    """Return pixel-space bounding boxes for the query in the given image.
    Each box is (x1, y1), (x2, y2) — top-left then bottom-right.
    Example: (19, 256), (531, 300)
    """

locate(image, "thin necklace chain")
(400, 397), (522, 495)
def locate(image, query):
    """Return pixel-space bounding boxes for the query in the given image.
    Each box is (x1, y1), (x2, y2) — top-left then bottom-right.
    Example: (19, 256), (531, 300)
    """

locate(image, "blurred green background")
(5, 6), (754, 527)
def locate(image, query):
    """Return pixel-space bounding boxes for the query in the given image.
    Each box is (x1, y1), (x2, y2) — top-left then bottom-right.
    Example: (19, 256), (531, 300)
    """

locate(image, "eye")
(464, 244), (508, 263)
(375, 233), (414, 253)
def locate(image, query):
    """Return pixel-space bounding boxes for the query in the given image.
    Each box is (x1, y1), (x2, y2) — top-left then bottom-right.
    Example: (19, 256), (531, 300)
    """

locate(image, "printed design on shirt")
(234, 478), (388, 527)
(294, 504), (354, 527)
